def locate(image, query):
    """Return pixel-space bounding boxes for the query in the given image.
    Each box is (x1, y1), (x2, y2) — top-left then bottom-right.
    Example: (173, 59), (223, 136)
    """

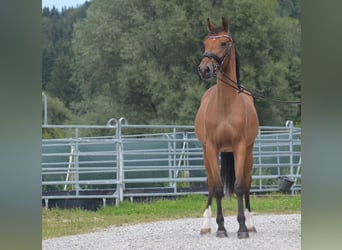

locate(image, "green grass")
(42, 193), (301, 239)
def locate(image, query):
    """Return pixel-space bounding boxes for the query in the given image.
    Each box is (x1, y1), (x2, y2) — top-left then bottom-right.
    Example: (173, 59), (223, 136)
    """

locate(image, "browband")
(207, 33), (232, 40)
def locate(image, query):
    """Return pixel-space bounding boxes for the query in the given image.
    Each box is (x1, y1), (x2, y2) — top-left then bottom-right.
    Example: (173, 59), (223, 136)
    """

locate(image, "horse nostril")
(198, 64), (213, 79)
(206, 64), (214, 77)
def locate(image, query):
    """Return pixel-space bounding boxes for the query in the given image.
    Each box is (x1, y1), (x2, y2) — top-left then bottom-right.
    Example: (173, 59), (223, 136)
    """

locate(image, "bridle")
(200, 33), (241, 90)
(201, 33), (233, 71)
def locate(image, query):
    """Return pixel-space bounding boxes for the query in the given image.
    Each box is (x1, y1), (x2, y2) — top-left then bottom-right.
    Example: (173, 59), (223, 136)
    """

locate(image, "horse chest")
(205, 119), (238, 148)
(214, 123), (235, 142)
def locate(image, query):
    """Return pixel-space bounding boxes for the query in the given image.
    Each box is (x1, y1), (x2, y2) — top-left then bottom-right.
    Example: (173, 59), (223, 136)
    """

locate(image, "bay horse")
(195, 17), (259, 239)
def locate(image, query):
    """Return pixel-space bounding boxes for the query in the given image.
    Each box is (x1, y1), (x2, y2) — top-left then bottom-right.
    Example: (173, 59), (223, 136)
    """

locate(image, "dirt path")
(43, 214), (301, 250)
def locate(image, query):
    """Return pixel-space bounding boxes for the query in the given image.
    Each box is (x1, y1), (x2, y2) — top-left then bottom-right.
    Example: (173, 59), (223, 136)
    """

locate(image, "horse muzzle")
(198, 62), (216, 80)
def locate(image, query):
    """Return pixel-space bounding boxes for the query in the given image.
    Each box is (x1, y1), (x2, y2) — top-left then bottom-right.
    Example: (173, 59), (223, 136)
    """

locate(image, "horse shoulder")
(195, 86), (216, 144)
(201, 85), (216, 102)
(241, 94), (259, 138)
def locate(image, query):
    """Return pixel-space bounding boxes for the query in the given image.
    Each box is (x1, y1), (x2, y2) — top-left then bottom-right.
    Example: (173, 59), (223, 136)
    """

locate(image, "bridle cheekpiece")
(201, 33), (233, 71)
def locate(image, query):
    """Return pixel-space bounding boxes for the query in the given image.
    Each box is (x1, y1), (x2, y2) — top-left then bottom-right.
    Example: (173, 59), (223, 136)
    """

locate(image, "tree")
(42, 4), (90, 108)
(71, 0), (215, 124)
(277, 0), (301, 19)
(43, 0), (301, 126)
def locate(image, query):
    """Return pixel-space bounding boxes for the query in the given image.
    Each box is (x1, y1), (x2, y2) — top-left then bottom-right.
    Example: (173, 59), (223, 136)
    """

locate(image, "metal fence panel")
(42, 119), (301, 207)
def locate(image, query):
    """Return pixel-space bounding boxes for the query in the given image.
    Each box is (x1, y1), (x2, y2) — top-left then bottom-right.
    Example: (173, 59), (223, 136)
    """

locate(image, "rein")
(217, 70), (301, 104)
(201, 34), (301, 105)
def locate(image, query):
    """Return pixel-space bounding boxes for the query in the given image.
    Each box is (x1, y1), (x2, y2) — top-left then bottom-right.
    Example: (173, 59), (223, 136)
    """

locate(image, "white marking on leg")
(200, 206), (212, 234)
(245, 209), (256, 232)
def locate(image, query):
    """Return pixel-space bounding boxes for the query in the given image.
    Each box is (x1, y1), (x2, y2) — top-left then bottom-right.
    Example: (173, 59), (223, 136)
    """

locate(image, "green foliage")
(42, 94), (72, 138)
(277, 0), (301, 19)
(42, 0), (301, 126)
(42, 4), (90, 109)
(44, 94), (72, 123)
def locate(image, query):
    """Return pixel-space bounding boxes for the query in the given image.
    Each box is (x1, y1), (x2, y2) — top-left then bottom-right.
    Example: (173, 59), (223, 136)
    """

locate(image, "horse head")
(198, 17), (233, 80)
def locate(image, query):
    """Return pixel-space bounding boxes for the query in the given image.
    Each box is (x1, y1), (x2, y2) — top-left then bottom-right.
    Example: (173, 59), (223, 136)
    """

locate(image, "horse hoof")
(237, 231), (249, 239)
(216, 230), (228, 238)
(248, 226), (257, 233)
(200, 228), (211, 235)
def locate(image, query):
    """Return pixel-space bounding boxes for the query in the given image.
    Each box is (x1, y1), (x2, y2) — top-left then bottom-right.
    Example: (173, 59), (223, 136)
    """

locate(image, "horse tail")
(220, 152), (235, 198)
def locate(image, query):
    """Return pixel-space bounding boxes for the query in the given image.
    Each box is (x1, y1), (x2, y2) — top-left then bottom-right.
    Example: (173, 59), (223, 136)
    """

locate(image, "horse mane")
(235, 46), (240, 84)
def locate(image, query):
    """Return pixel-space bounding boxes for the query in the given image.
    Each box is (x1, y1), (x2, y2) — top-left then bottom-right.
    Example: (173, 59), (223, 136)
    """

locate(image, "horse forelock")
(202, 28), (223, 41)
(208, 27), (223, 35)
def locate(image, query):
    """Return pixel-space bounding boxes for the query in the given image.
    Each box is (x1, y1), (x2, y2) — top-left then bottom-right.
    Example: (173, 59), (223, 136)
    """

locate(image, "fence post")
(74, 127), (80, 196)
(107, 118), (121, 205)
(42, 92), (48, 125)
(166, 134), (173, 189)
(117, 119), (123, 203)
(286, 120), (294, 195)
(172, 128), (177, 190)
(257, 127), (262, 192)
(117, 117), (127, 203)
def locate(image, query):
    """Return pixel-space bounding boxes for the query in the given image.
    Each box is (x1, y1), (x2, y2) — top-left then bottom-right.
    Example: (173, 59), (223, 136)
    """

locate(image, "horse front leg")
(244, 147), (257, 233)
(234, 147), (249, 239)
(200, 179), (227, 237)
(244, 176), (257, 233)
(200, 189), (227, 237)
(200, 152), (213, 235)
(244, 192), (256, 233)
(200, 189), (213, 235)
(200, 146), (227, 237)
(236, 190), (248, 239)
(215, 187), (227, 237)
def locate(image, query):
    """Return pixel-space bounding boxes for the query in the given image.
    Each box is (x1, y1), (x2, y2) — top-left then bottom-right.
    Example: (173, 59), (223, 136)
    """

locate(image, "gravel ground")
(43, 214), (301, 250)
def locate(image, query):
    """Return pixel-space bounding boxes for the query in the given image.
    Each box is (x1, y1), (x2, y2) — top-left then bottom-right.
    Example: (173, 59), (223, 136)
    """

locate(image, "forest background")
(42, 0), (301, 137)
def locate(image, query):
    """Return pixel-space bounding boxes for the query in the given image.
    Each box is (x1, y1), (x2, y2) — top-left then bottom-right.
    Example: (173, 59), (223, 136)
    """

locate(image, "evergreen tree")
(42, 3), (90, 108)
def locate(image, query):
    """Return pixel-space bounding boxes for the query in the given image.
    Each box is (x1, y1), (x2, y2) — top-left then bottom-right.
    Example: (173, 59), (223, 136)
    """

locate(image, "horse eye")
(220, 42), (227, 47)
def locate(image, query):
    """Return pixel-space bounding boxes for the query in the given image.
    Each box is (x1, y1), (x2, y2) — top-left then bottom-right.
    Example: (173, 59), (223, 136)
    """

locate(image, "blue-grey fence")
(42, 118), (301, 207)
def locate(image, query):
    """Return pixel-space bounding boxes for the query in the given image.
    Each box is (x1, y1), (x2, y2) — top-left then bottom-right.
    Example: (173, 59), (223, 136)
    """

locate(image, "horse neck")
(216, 50), (239, 105)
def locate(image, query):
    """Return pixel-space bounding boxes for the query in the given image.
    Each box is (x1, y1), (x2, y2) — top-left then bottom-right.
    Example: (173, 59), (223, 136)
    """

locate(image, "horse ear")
(207, 18), (215, 32)
(222, 17), (229, 32)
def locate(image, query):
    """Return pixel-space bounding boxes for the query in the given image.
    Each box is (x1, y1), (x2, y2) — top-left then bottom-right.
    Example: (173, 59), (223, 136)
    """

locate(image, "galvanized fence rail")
(42, 118), (301, 208)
